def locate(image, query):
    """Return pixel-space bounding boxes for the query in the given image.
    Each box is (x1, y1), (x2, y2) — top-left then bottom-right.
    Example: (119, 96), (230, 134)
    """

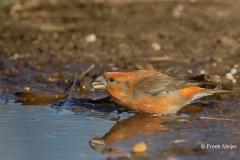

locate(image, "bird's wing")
(133, 73), (202, 96)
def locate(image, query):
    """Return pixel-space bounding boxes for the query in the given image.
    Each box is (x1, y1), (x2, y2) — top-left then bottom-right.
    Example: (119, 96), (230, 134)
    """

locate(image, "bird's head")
(91, 72), (136, 102)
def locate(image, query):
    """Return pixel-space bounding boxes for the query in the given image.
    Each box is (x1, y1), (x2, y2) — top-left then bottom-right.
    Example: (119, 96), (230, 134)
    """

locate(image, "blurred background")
(0, 0), (239, 97)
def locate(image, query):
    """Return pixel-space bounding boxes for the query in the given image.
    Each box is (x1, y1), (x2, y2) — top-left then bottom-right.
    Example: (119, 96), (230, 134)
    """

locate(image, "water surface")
(0, 101), (116, 160)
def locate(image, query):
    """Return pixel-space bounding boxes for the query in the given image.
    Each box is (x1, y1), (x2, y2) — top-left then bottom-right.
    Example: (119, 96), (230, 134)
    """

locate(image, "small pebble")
(225, 73), (237, 83)
(230, 68), (237, 75)
(212, 63), (217, 67)
(225, 73), (234, 80)
(217, 58), (222, 62)
(172, 139), (186, 144)
(200, 70), (205, 74)
(9, 53), (20, 60)
(85, 34), (97, 43)
(172, 4), (185, 18)
(151, 42), (161, 51)
(187, 69), (193, 74)
(111, 66), (118, 71)
(24, 87), (30, 91)
(232, 79), (237, 83)
(132, 142), (147, 153)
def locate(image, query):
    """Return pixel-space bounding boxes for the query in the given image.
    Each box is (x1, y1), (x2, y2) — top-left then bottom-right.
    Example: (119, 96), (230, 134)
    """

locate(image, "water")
(1, 100), (239, 160)
(0, 101), (115, 160)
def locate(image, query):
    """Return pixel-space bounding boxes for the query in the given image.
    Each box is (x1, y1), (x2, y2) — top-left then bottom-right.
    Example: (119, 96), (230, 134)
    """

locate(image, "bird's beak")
(89, 138), (106, 153)
(91, 76), (106, 90)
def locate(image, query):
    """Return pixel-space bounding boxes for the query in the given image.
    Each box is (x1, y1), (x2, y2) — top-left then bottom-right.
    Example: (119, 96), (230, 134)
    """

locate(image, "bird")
(91, 70), (231, 115)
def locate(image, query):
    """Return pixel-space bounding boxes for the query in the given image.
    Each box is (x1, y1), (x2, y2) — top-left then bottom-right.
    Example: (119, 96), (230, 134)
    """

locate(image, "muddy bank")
(0, 0), (240, 97)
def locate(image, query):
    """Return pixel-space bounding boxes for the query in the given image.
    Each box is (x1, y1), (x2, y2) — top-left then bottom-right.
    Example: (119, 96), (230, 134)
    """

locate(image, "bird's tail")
(201, 89), (233, 95)
(191, 88), (232, 102)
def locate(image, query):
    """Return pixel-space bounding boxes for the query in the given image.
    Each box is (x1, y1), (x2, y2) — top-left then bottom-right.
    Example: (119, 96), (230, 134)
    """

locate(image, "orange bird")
(91, 70), (231, 115)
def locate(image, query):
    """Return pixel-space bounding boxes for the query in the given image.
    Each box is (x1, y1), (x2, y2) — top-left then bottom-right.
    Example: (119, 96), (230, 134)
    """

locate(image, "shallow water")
(0, 100), (184, 160)
(1, 97), (240, 160)
(0, 101), (117, 160)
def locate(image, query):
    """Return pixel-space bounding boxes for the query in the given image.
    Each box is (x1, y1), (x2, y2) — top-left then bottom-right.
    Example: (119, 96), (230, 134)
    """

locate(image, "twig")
(145, 56), (172, 62)
(200, 116), (239, 122)
(59, 73), (77, 110)
(59, 64), (95, 110)
(78, 64), (95, 79)
(68, 73), (77, 100)
(64, 64), (95, 94)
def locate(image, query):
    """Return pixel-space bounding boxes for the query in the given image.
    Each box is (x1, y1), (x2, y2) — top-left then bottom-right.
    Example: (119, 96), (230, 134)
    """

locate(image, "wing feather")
(133, 73), (202, 96)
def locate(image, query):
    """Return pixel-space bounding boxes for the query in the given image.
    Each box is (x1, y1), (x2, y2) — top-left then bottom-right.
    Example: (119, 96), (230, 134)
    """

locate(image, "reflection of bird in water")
(89, 114), (176, 155)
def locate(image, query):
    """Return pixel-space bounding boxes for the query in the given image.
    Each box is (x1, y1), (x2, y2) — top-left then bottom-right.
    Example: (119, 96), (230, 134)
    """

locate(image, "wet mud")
(0, 0), (240, 159)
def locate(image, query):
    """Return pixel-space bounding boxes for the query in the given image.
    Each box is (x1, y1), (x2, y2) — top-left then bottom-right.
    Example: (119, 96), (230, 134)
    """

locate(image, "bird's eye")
(109, 78), (115, 82)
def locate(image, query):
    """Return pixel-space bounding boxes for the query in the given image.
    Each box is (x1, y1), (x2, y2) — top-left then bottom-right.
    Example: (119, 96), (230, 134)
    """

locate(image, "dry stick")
(144, 56), (190, 63)
(68, 73), (77, 100)
(60, 64), (95, 110)
(59, 64), (95, 110)
(78, 64), (95, 79)
(60, 74), (77, 110)
(200, 116), (239, 122)
(64, 64), (95, 94)
(145, 56), (172, 62)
